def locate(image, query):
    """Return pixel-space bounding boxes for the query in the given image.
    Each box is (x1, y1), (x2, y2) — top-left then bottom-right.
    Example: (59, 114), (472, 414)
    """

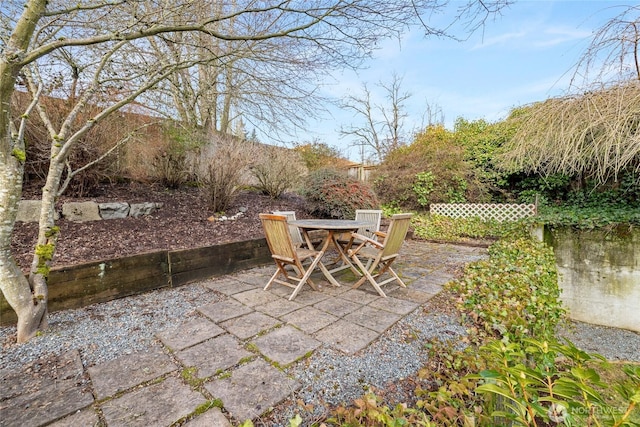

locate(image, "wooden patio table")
(289, 219), (372, 287)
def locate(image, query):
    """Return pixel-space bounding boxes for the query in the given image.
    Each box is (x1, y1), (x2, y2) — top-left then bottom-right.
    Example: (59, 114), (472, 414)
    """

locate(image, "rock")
(129, 202), (160, 217)
(62, 201), (102, 222)
(16, 200), (60, 222)
(99, 202), (130, 219)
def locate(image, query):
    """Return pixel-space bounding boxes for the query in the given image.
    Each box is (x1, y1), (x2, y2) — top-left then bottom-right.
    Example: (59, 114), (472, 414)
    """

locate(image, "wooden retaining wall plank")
(1, 239), (271, 326)
(170, 239), (271, 287)
(1, 251), (169, 326)
(47, 251), (170, 312)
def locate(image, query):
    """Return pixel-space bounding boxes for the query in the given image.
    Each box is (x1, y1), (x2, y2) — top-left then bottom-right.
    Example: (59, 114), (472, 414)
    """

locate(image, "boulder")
(62, 201), (102, 222)
(129, 202), (161, 217)
(16, 200), (60, 222)
(99, 202), (130, 219)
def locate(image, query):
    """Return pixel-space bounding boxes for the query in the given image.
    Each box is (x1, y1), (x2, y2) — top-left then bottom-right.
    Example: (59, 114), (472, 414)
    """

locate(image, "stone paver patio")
(0, 240), (487, 427)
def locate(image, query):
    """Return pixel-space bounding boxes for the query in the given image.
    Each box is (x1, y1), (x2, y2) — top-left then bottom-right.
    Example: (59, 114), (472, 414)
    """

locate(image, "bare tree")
(421, 100), (445, 128)
(570, 4), (640, 87)
(339, 73), (411, 163)
(1, 0), (510, 343)
(500, 5), (640, 185)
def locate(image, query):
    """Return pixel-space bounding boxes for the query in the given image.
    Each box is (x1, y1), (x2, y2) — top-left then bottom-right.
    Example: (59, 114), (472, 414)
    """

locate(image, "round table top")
(289, 219), (371, 230)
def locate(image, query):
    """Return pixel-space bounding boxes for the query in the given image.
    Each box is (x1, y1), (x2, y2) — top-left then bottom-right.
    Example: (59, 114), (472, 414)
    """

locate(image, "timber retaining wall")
(0, 238), (271, 326)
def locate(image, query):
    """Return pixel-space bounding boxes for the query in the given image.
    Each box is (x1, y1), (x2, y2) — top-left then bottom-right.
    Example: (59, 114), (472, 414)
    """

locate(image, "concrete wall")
(545, 226), (640, 333)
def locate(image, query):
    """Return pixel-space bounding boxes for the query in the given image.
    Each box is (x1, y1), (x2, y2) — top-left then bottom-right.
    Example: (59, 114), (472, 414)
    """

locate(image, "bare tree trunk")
(220, 61), (235, 134)
(27, 156), (66, 330)
(0, 0), (48, 343)
(0, 82), (48, 342)
(0, 150), (47, 342)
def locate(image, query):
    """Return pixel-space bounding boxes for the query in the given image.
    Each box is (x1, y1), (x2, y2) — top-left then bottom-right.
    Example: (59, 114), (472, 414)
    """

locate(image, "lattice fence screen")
(430, 203), (536, 222)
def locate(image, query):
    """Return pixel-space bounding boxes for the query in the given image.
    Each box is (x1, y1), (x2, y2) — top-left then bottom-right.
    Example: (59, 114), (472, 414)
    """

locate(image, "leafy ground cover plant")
(533, 205), (640, 229)
(411, 213), (524, 243)
(446, 235), (563, 344)
(469, 339), (640, 427)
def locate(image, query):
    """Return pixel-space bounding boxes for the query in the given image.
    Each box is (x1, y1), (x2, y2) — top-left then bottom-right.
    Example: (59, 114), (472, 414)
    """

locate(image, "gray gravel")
(1, 280), (639, 426)
(0, 283), (217, 371)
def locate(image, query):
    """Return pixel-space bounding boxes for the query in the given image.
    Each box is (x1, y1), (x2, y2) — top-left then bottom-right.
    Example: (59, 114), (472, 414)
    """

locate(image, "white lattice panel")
(430, 203), (536, 222)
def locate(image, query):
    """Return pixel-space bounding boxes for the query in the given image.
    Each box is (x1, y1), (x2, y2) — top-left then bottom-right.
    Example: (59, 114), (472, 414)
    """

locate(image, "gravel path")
(1, 278), (639, 426)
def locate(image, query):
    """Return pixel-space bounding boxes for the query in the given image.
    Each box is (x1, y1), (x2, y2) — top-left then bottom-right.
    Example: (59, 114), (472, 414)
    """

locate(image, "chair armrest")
(349, 232), (383, 250)
(373, 231), (386, 239)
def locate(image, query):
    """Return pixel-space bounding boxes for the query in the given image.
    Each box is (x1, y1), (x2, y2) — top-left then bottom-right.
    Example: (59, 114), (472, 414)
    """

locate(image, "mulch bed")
(12, 183), (311, 271)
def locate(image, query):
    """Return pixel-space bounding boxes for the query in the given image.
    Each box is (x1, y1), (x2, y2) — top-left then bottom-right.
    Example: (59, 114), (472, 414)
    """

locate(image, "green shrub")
(446, 236), (563, 344)
(301, 168), (379, 219)
(372, 125), (489, 211)
(412, 214), (525, 243)
(413, 171), (435, 208)
(453, 117), (517, 201)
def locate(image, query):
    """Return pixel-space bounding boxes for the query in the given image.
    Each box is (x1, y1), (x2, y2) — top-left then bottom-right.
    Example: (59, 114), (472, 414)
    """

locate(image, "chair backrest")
(260, 213), (297, 260)
(272, 211), (304, 246)
(380, 213), (413, 257)
(354, 209), (383, 240)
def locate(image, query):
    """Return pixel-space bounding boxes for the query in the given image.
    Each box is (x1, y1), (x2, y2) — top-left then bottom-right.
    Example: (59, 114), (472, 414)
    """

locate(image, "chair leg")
(264, 268), (282, 291)
(350, 256), (387, 297)
(289, 256), (322, 300)
(387, 266), (407, 288)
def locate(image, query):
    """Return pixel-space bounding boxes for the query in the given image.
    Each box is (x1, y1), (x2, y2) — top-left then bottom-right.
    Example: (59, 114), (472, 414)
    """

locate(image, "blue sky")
(300, 0), (632, 162)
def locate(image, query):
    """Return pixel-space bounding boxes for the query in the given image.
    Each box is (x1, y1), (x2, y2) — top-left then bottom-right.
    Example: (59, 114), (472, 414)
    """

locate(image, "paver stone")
(198, 299), (253, 323)
(175, 334), (252, 378)
(368, 296), (420, 315)
(48, 407), (100, 426)
(251, 325), (321, 366)
(219, 311), (280, 340)
(183, 407), (232, 427)
(88, 347), (177, 400)
(314, 319), (379, 354)
(280, 306), (339, 334)
(100, 376), (206, 427)
(344, 305), (402, 333)
(254, 298), (303, 317)
(157, 317), (225, 351)
(205, 359), (300, 422)
(313, 297), (362, 317)
(0, 350), (93, 427)
(232, 288), (281, 307)
(204, 278), (257, 295)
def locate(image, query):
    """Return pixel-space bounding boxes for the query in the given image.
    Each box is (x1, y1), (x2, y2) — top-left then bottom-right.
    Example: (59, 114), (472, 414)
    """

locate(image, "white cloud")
(532, 26), (592, 48)
(471, 31), (528, 50)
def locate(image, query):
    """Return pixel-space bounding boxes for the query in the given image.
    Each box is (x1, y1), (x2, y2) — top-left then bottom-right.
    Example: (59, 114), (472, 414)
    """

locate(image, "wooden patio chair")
(337, 209), (383, 253)
(260, 213), (324, 300)
(347, 213), (413, 297)
(272, 211), (305, 247)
